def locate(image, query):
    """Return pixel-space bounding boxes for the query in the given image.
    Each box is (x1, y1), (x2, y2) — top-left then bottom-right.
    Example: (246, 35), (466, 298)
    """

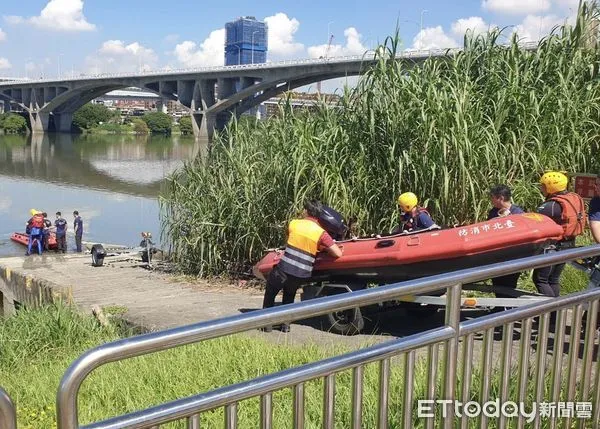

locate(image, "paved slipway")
(0, 252), (445, 349)
(0, 252), (596, 373)
(0, 254), (406, 345)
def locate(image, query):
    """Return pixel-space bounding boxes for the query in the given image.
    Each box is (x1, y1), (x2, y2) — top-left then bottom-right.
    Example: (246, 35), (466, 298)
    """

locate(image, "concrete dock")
(0, 251), (404, 348)
(0, 251), (268, 331)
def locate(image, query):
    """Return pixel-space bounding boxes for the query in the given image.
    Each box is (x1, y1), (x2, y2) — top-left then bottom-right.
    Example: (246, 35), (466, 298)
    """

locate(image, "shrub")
(142, 111), (172, 134)
(73, 103), (117, 130)
(132, 118), (150, 134)
(0, 113), (27, 134)
(179, 116), (194, 135)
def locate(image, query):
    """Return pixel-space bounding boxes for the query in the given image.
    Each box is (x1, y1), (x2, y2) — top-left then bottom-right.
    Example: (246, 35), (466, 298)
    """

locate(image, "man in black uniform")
(487, 185), (525, 298)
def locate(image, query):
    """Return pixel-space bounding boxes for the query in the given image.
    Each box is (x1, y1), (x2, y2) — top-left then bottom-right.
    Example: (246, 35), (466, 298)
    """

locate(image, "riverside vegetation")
(71, 103), (195, 135)
(161, 3), (600, 277)
(1, 303), (596, 428)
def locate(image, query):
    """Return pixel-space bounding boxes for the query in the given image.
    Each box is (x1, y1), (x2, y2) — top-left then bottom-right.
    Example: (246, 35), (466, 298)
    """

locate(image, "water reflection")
(0, 133), (206, 197)
(0, 133), (205, 256)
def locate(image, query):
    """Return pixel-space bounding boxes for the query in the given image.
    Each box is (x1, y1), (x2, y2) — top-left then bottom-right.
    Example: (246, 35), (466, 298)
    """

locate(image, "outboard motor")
(318, 205), (348, 240)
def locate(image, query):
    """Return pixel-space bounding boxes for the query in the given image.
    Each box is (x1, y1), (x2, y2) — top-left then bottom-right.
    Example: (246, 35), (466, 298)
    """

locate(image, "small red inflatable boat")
(10, 232), (58, 252)
(253, 213), (564, 283)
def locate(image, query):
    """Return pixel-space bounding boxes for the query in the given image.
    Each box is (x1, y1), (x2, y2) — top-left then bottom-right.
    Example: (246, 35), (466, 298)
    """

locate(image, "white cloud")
(0, 58), (11, 70)
(164, 34), (180, 44)
(173, 29), (225, 68)
(412, 26), (459, 50)
(482, 0), (551, 15)
(99, 40), (155, 58)
(3, 16), (24, 25)
(7, 0), (96, 32)
(513, 14), (567, 41)
(264, 13), (304, 57)
(85, 40), (158, 74)
(451, 17), (491, 38)
(0, 28), (6, 42)
(307, 27), (368, 58)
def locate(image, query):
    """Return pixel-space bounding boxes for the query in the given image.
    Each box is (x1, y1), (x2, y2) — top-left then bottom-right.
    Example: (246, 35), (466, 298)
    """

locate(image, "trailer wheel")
(322, 285), (365, 335)
(325, 307), (365, 335)
(91, 244), (106, 267)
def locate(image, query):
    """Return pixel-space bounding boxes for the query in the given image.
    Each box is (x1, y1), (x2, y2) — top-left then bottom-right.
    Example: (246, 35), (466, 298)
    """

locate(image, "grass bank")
(1, 299), (597, 428)
(161, 3), (600, 277)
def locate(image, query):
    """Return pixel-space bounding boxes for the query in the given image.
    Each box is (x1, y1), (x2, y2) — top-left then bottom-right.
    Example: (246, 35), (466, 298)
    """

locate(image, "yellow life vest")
(278, 219), (325, 278)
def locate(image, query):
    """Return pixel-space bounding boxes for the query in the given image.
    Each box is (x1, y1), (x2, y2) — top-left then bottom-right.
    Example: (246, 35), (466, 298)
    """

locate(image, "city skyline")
(0, 0), (580, 85)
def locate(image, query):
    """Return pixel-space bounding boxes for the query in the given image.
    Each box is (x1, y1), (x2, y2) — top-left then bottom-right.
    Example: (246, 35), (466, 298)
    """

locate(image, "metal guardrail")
(0, 387), (17, 429)
(0, 42), (539, 86)
(53, 244), (600, 429)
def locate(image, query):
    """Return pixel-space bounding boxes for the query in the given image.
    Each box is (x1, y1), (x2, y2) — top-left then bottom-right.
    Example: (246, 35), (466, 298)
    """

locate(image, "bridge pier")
(53, 112), (73, 132)
(29, 112), (49, 134)
(155, 99), (168, 114)
(192, 113), (217, 141)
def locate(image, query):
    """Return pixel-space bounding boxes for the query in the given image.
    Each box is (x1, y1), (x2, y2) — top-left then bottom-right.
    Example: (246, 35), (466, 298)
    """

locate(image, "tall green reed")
(161, 1), (600, 276)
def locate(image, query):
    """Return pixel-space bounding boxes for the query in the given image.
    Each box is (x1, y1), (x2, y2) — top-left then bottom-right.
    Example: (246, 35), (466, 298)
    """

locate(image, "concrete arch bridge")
(0, 49), (455, 139)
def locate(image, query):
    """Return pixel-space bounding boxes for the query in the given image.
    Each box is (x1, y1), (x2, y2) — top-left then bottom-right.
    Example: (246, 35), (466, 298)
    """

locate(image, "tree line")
(0, 103), (195, 135)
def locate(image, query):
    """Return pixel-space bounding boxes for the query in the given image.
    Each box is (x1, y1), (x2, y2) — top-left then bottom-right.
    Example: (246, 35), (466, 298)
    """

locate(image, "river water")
(0, 133), (205, 257)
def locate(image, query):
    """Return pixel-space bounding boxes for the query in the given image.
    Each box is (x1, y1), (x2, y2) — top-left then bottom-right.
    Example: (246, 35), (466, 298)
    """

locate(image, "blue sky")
(0, 0), (579, 80)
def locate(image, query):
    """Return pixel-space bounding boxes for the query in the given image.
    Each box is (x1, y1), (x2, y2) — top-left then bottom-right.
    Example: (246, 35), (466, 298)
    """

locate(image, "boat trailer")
(300, 256), (600, 335)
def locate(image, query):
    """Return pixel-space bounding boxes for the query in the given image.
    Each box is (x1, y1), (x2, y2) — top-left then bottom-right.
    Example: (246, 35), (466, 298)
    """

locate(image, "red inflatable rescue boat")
(10, 231), (58, 252)
(253, 213), (564, 283)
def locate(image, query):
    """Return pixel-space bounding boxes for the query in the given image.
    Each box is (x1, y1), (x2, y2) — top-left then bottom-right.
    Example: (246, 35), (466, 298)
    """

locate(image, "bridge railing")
(0, 42), (539, 85)
(54, 244), (600, 429)
(0, 388), (17, 429)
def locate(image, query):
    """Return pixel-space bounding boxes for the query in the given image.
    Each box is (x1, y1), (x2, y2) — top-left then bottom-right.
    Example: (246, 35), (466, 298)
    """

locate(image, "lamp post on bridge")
(251, 31), (260, 64)
(420, 9), (428, 34)
(234, 44), (241, 65)
(58, 53), (64, 79)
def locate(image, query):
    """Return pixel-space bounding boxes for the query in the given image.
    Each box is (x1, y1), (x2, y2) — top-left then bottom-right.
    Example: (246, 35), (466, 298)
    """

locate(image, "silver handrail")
(0, 388), (17, 429)
(81, 288), (600, 429)
(56, 244), (600, 428)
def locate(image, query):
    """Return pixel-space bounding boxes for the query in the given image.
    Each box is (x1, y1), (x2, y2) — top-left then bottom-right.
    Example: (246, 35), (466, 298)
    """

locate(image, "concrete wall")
(0, 265), (70, 317)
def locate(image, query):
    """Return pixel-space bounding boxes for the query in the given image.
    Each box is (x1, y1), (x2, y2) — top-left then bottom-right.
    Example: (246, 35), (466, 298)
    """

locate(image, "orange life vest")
(30, 213), (44, 229)
(549, 192), (587, 240)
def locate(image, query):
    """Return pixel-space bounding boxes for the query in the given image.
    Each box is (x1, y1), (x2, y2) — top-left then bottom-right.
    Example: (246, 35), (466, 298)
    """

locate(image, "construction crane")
(317, 34), (334, 94)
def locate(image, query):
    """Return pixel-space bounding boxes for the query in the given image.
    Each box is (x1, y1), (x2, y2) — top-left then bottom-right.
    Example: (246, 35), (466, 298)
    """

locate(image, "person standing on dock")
(26, 209), (44, 256)
(54, 212), (67, 253)
(41, 212), (52, 251)
(73, 210), (83, 253)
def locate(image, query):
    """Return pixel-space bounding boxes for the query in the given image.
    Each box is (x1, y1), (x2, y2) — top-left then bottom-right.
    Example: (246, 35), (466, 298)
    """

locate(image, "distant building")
(225, 16), (268, 66)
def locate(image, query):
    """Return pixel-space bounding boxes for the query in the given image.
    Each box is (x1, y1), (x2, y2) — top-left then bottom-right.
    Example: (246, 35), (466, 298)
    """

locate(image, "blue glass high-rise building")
(225, 16), (268, 65)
